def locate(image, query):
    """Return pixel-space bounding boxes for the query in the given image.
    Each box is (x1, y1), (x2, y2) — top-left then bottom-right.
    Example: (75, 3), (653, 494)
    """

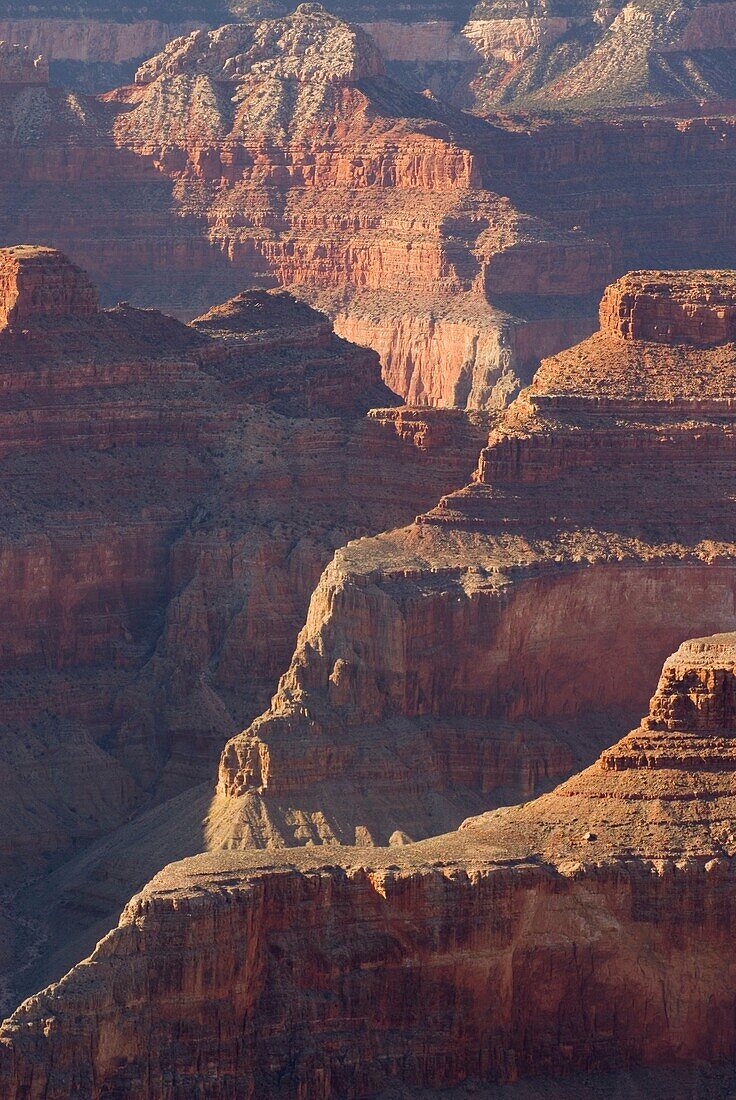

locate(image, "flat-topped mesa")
(134, 4), (385, 87)
(600, 270), (736, 347)
(0, 42), (47, 86)
(0, 246), (98, 332)
(469, 268), (736, 485)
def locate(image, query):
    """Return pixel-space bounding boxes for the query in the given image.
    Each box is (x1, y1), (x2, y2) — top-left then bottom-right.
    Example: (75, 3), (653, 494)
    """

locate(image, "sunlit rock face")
(6, 632), (736, 1097)
(213, 269), (736, 854)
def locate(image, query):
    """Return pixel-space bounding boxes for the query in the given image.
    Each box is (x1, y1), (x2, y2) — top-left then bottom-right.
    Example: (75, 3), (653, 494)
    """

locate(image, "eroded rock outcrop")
(5, 632), (736, 1097)
(0, 245), (487, 891)
(5, 7), (736, 411)
(4, 9), (736, 408)
(0, 245), (97, 328)
(600, 269), (736, 345)
(0, 6), (616, 408)
(192, 288), (396, 416)
(213, 269), (736, 851)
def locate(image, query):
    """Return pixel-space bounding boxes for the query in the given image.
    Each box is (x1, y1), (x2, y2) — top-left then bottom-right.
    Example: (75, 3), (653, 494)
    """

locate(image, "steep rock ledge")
(213, 269), (736, 851)
(6, 633), (736, 1095)
(0, 245), (488, 884)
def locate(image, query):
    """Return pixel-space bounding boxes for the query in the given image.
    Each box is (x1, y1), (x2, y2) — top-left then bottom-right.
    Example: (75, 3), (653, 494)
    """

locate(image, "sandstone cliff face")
(600, 269), (736, 345)
(213, 270), (736, 853)
(0, 246), (487, 890)
(0, 5), (614, 409)
(3, 9), (736, 408)
(0, 17), (203, 65)
(0, 245), (98, 327)
(5, 632), (736, 1097)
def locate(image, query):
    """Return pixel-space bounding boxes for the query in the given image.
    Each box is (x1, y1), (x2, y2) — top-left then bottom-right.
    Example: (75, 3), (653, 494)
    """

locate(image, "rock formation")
(600, 269), (736, 345)
(6, 631), (736, 1096)
(3, 7), (736, 410)
(213, 269), (736, 852)
(0, 244), (487, 900)
(0, 245), (97, 327)
(0, 6), (619, 409)
(0, 15), (205, 93)
(7, 0), (736, 112)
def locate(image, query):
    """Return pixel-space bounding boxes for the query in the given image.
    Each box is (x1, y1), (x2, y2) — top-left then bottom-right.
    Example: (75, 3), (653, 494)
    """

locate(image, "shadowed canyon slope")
(213, 269), (736, 851)
(7, 631), (736, 1095)
(0, 244), (490, 897)
(6, 6), (736, 410)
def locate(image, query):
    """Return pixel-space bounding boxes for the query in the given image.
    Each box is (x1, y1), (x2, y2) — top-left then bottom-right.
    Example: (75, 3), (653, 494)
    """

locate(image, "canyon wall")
(6, 630), (736, 1096)
(212, 269), (736, 852)
(0, 246), (488, 887)
(1, 8), (735, 408)
(0, 18), (202, 64)
(0, 6), (672, 409)
(5, 0), (736, 107)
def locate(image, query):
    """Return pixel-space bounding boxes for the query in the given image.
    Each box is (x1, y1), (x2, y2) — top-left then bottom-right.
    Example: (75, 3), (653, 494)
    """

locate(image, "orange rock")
(213, 270), (736, 854)
(600, 270), (736, 346)
(0, 245), (97, 330)
(6, 633), (736, 1097)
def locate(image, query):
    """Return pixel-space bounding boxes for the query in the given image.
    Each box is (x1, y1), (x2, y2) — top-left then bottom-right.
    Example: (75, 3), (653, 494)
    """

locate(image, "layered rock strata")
(213, 270), (736, 852)
(4, 8), (736, 407)
(0, 6), (616, 408)
(6, 632), (736, 1096)
(8, 0), (736, 111)
(0, 245), (487, 886)
(600, 269), (736, 345)
(369, 0), (736, 113)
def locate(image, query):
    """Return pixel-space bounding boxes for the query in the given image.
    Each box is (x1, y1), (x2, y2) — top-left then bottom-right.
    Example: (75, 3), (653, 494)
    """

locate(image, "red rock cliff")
(5, 632), (736, 1097)
(0, 246), (487, 896)
(0, 245), (97, 329)
(600, 270), (736, 346)
(0, 5), (615, 409)
(212, 269), (736, 853)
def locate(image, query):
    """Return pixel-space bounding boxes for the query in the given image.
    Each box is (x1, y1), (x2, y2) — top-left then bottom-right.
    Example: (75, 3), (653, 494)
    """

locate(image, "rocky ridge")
(0, 245), (489, 1017)
(213, 269), (736, 853)
(5, 631), (736, 1095)
(5, 0), (736, 111)
(3, 7), (736, 411)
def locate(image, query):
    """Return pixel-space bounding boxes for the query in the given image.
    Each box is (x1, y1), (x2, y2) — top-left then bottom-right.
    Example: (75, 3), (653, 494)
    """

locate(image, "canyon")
(6, 631), (736, 1097)
(213, 269), (736, 854)
(5, 5), (736, 412)
(1, 261), (736, 1095)
(0, 243), (491, 1010)
(0, 3), (736, 1097)
(8, 0), (736, 111)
